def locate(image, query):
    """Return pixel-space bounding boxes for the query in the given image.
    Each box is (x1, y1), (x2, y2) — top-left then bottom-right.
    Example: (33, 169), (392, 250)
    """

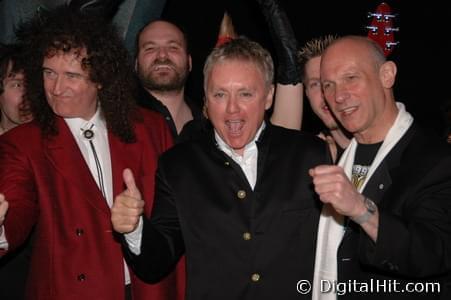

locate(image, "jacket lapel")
(109, 127), (142, 201)
(362, 123), (417, 205)
(44, 117), (110, 215)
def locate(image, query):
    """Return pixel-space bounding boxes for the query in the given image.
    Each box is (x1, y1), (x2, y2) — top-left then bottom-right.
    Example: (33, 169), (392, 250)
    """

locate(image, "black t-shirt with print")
(352, 142), (382, 189)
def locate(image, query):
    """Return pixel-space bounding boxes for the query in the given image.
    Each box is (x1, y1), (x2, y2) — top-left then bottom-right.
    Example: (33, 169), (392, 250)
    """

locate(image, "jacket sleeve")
(123, 158), (184, 283)
(358, 155), (451, 277)
(0, 136), (38, 252)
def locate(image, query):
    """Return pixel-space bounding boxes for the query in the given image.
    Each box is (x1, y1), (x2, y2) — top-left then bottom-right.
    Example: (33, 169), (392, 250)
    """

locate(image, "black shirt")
(351, 142), (383, 190)
(135, 84), (206, 143)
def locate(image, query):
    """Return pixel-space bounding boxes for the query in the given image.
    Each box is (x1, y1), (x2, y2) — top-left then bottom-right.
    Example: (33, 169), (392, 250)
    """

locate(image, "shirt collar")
(64, 108), (107, 138)
(215, 121), (266, 158)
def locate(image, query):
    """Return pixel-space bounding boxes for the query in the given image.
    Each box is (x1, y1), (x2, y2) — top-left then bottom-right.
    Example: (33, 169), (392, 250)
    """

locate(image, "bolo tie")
(81, 124), (107, 199)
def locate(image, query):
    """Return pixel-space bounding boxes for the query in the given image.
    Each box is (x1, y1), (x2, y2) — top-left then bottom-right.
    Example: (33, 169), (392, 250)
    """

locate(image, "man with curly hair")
(0, 5), (184, 300)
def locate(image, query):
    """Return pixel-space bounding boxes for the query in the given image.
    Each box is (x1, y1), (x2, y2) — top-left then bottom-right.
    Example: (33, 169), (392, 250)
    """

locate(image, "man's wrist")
(351, 196), (377, 225)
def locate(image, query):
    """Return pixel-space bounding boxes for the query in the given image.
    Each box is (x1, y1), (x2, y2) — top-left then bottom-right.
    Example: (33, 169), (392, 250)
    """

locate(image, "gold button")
(224, 161), (230, 166)
(243, 232), (251, 240)
(237, 190), (246, 199)
(251, 273), (260, 282)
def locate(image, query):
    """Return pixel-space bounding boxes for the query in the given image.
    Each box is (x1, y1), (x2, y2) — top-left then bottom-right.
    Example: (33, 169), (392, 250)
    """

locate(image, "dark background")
(161, 0), (451, 135)
(1, 0), (449, 134)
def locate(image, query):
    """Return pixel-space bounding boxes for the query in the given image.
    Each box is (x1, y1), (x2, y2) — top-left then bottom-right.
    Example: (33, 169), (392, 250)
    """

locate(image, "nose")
(334, 83), (350, 104)
(226, 97), (239, 114)
(49, 76), (65, 96)
(156, 47), (169, 59)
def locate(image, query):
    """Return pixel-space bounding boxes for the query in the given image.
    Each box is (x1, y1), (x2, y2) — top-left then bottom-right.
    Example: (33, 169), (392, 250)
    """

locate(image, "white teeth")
(154, 65), (172, 71)
(226, 120), (243, 134)
(342, 107), (356, 115)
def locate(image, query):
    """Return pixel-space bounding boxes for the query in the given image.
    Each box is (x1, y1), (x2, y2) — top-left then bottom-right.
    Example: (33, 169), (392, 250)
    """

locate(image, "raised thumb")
(122, 168), (141, 198)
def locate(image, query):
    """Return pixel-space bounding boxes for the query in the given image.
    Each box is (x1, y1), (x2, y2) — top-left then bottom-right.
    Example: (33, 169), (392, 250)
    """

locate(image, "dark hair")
(15, 5), (139, 142)
(0, 43), (24, 94)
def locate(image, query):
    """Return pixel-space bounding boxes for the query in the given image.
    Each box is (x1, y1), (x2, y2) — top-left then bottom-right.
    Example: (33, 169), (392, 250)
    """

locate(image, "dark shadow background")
(161, 0), (450, 135)
(0, 0), (449, 135)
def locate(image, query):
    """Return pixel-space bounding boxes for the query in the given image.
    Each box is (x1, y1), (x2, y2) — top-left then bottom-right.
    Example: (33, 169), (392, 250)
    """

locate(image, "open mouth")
(226, 120), (244, 136)
(339, 106), (358, 116)
(153, 65), (173, 72)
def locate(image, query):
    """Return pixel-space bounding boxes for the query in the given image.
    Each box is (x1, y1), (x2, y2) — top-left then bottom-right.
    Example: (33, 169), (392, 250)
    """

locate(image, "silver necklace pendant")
(83, 129), (94, 140)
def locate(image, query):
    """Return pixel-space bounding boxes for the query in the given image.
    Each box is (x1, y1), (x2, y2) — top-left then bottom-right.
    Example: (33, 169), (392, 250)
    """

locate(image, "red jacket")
(0, 109), (185, 300)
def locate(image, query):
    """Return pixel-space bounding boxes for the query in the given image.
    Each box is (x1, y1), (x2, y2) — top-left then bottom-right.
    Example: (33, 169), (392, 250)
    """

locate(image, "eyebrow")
(42, 67), (85, 77)
(141, 40), (183, 48)
(65, 71), (83, 77)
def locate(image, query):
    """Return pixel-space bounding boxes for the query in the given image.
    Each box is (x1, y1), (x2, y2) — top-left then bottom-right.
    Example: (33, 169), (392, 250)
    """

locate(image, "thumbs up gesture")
(111, 169), (145, 233)
(0, 194), (8, 227)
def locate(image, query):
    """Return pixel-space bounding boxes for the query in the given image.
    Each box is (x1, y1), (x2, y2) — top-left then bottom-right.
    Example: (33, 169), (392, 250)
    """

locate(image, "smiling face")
(320, 37), (398, 143)
(205, 59), (274, 155)
(43, 49), (99, 120)
(136, 21), (191, 92)
(304, 56), (338, 130)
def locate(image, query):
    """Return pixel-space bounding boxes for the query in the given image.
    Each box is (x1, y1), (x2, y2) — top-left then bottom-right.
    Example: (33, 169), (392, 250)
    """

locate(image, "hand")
(0, 194), (8, 226)
(309, 165), (366, 218)
(256, 0), (300, 85)
(111, 169), (144, 233)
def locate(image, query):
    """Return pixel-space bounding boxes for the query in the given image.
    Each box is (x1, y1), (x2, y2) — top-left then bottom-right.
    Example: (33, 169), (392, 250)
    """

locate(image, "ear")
(188, 54), (193, 72)
(379, 61), (397, 89)
(265, 84), (275, 110)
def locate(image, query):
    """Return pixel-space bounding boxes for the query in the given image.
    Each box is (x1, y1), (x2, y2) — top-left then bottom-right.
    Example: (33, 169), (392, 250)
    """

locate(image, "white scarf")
(311, 102), (413, 300)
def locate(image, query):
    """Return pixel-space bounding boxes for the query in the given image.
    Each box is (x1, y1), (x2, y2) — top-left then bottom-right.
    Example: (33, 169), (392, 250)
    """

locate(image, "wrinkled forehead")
(210, 58), (265, 79)
(42, 47), (92, 76)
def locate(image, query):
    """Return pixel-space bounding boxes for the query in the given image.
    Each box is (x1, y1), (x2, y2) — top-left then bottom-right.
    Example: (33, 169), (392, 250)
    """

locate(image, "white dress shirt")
(65, 109), (113, 206)
(0, 225), (6, 249)
(66, 109), (135, 285)
(214, 122), (265, 190)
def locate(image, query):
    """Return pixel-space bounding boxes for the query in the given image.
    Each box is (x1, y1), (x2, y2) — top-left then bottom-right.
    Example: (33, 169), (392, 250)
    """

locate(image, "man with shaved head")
(310, 36), (451, 299)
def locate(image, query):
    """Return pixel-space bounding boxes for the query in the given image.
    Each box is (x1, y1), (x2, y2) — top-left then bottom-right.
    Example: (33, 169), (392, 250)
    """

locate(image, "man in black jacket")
(111, 37), (331, 300)
(310, 35), (451, 299)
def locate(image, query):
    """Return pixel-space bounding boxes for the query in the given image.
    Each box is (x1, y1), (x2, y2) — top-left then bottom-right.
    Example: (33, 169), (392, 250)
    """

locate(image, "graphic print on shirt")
(351, 164), (370, 190)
